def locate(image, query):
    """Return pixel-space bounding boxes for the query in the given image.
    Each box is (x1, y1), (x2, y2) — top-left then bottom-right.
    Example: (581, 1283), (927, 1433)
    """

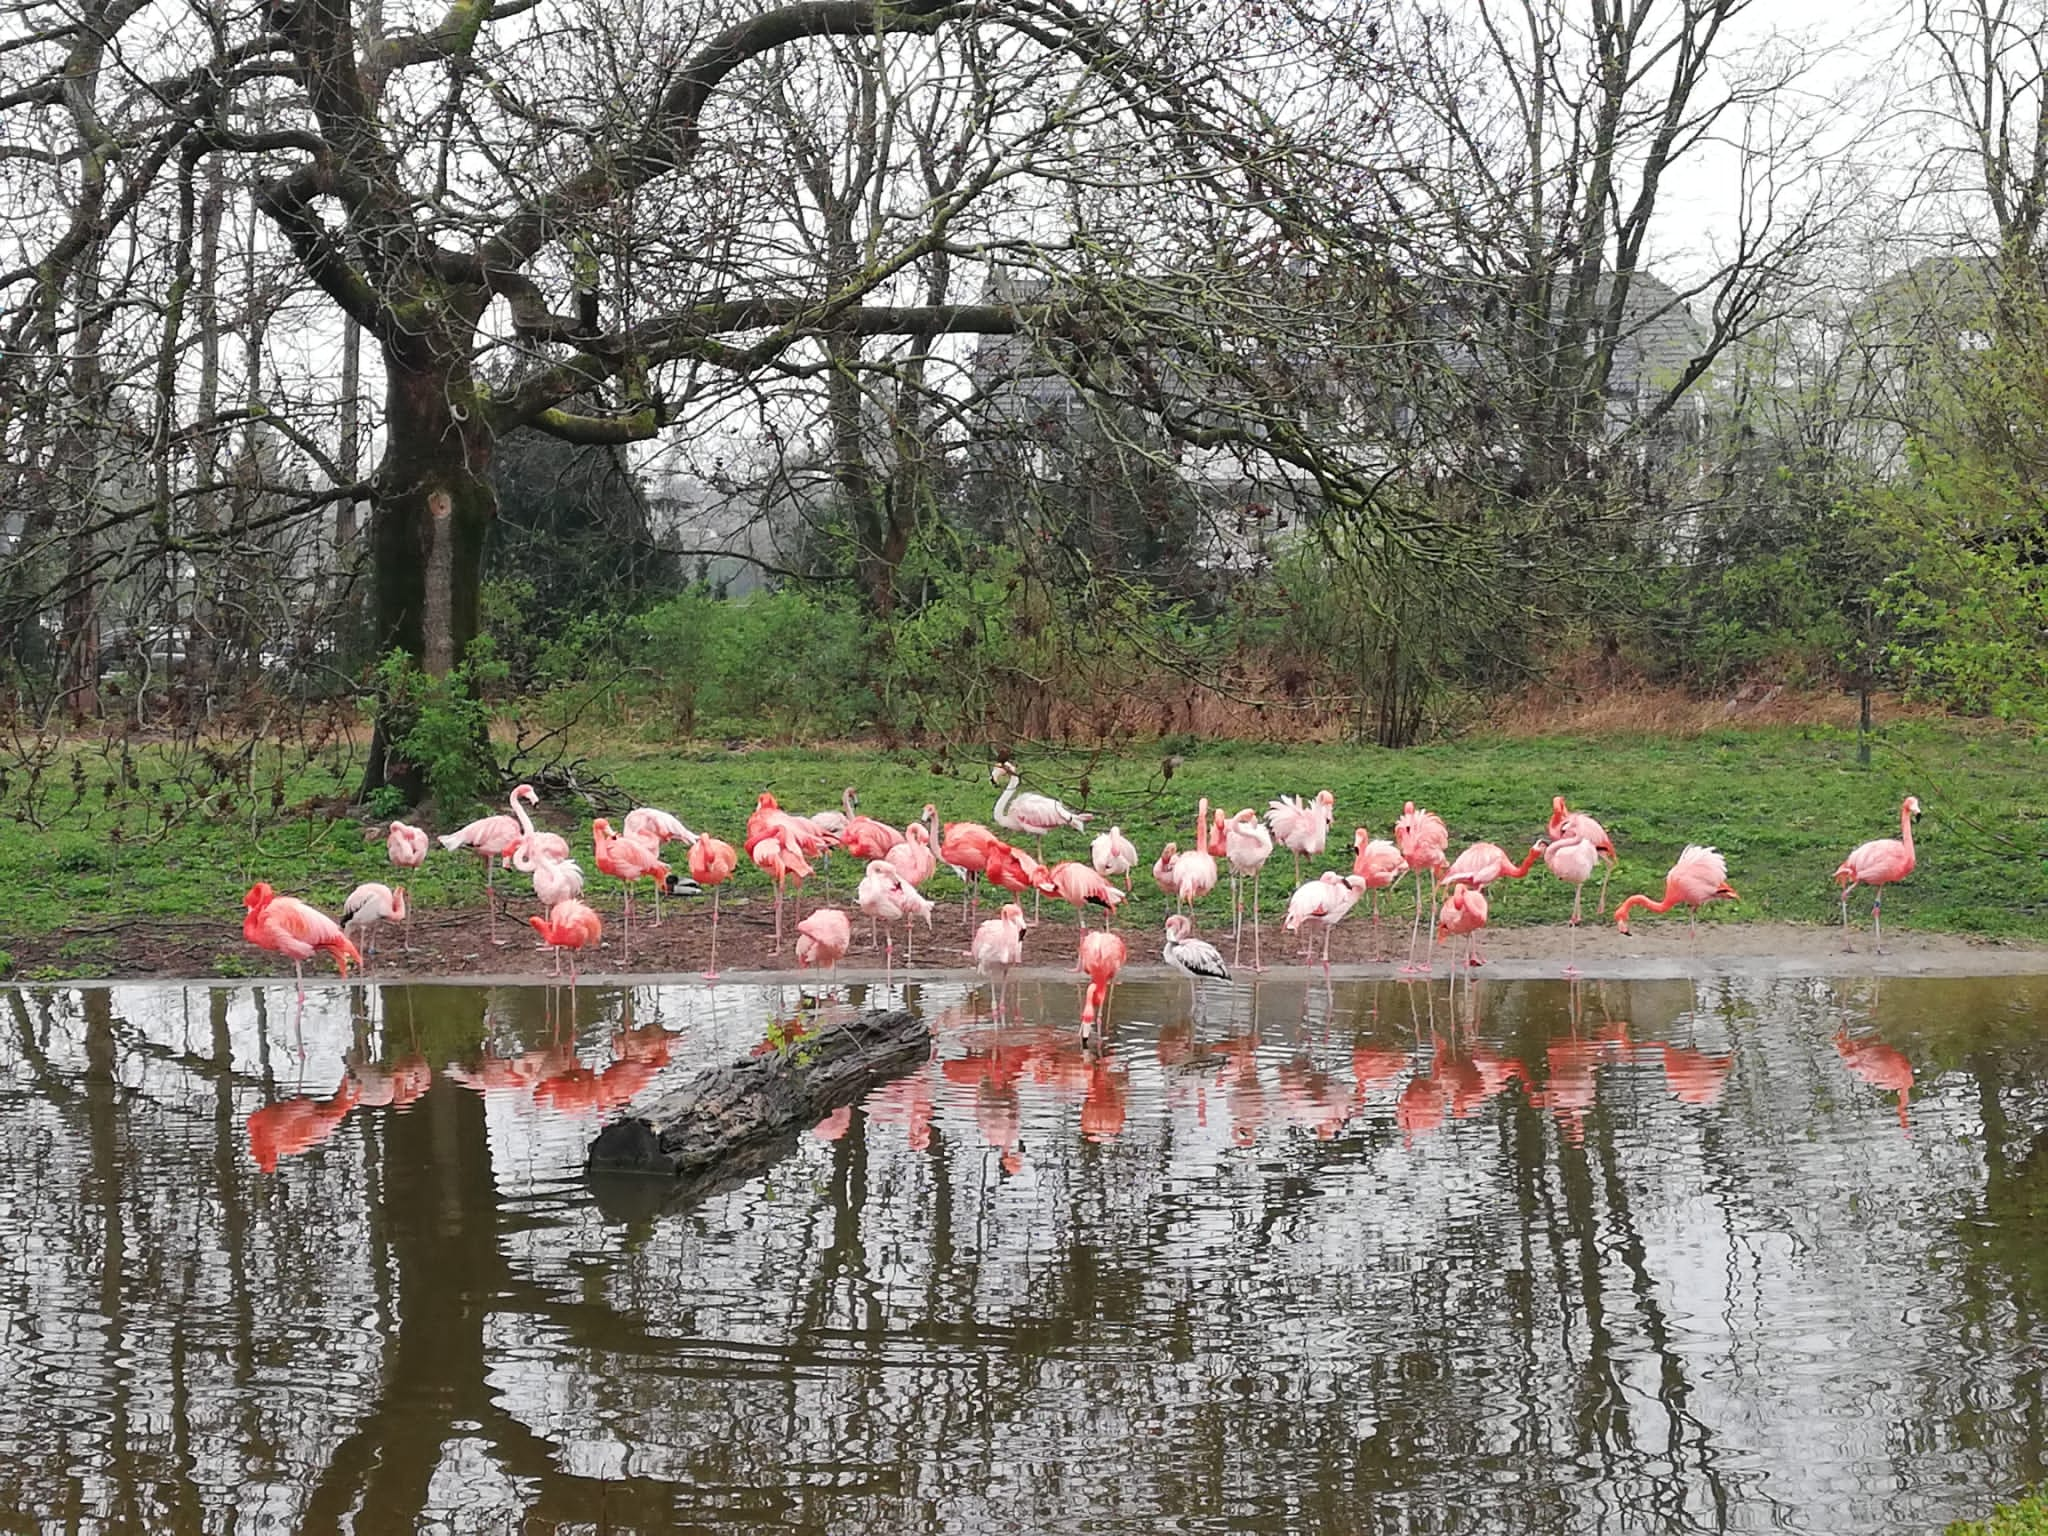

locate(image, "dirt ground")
(12, 886), (2048, 984)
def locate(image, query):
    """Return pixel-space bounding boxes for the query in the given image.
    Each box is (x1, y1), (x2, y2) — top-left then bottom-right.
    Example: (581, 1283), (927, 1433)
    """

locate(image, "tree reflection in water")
(0, 974), (2044, 1531)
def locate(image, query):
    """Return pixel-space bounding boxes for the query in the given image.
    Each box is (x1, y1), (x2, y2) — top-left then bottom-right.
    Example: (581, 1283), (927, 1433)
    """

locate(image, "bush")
(371, 646), (505, 812)
(636, 587), (868, 741)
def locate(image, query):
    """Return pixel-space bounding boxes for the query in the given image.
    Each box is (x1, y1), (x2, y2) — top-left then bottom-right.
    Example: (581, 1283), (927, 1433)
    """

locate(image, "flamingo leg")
(1596, 862), (1613, 916)
(487, 860), (499, 943)
(1402, 878), (1429, 974)
(1840, 884), (1854, 951)
(1034, 837), (1046, 924)
(1873, 892), (1884, 953)
(623, 886), (633, 964)
(1252, 871), (1263, 973)
(1322, 922), (1334, 981)
(1232, 874), (1244, 968)
(704, 886), (722, 981)
(772, 878), (784, 957)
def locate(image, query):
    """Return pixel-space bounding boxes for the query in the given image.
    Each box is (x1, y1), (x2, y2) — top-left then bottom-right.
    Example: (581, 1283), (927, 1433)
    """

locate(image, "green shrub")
(1949, 1491), (2048, 1535)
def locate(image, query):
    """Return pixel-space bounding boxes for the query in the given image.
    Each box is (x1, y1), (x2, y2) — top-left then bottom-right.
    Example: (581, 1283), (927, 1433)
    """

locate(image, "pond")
(0, 970), (2043, 1533)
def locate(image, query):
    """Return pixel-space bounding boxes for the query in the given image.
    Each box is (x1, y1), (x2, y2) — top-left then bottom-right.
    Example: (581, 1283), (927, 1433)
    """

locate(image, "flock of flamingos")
(236, 761), (1927, 1015)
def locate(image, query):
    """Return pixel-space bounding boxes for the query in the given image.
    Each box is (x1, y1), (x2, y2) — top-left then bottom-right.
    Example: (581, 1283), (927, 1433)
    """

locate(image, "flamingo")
(1221, 807), (1275, 970)
(439, 802), (524, 941)
(381, 819), (429, 951)
(516, 840), (585, 908)
(1834, 795), (1921, 952)
(1442, 840), (1542, 892)
(247, 1078), (362, 1173)
(1548, 796), (1619, 913)
(886, 820), (937, 891)
(1537, 833), (1601, 975)
(1437, 884), (1489, 969)
(624, 804), (697, 924)
(529, 898), (602, 980)
(687, 834), (739, 979)
(1350, 826), (1407, 943)
(242, 882), (362, 998)
(1170, 799), (1220, 912)
(1267, 788), (1335, 887)
(1283, 871), (1368, 978)
(970, 902), (1028, 1020)
(339, 881), (406, 969)
(1091, 825), (1140, 892)
(1151, 842), (1180, 898)
(1162, 913), (1231, 996)
(1037, 860), (1126, 927)
(746, 793), (834, 863)
(1614, 846), (1738, 938)
(592, 817), (670, 962)
(749, 832), (814, 958)
(991, 760), (1092, 919)
(858, 860), (932, 975)
(1077, 928), (1129, 1032)
(835, 788), (904, 860)
(1394, 802), (1450, 973)
(795, 906), (853, 979)
(508, 784), (571, 867)
(1834, 1027), (1914, 1130)
(933, 805), (1004, 923)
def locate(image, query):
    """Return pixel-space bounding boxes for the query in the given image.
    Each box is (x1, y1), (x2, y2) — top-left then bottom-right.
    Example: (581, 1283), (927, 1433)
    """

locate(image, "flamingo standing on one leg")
(1549, 796), (1619, 914)
(1266, 789), (1335, 889)
(340, 881), (406, 971)
(795, 906), (853, 987)
(1222, 808), (1275, 971)
(1394, 803), (1450, 974)
(859, 859), (929, 976)
(1437, 885), (1489, 970)
(439, 803), (525, 942)
(242, 882), (362, 1000)
(970, 902), (1028, 1020)
(1538, 834), (1601, 976)
(886, 820), (937, 893)
(933, 804), (1003, 925)
(1614, 846), (1739, 939)
(381, 820), (429, 951)
(624, 804), (697, 925)
(592, 817), (670, 963)
(1834, 795), (1921, 953)
(1170, 799), (1220, 915)
(991, 761), (1093, 922)
(750, 833), (814, 959)
(688, 834), (739, 979)
(1350, 827), (1407, 955)
(1282, 871), (1369, 979)
(529, 899), (602, 981)
(1077, 928), (1129, 1035)
(1091, 826), (1140, 893)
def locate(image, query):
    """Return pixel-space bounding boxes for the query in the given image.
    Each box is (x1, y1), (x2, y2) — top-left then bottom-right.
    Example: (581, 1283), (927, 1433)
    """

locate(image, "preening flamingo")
(970, 902), (1028, 1019)
(1091, 826), (1140, 892)
(1221, 807), (1275, 970)
(1834, 795), (1921, 952)
(529, 898), (602, 980)
(1394, 802), (1450, 973)
(991, 761), (1092, 918)
(340, 881), (405, 968)
(516, 840), (585, 907)
(508, 784), (571, 867)
(382, 819), (429, 952)
(1037, 860), (1126, 927)
(1537, 833), (1601, 975)
(1350, 827), (1407, 948)
(1169, 799), (1220, 912)
(1614, 846), (1738, 938)
(858, 860), (932, 975)
(835, 788), (904, 860)
(1162, 913), (1230, 995)
(886, 820), (937, 891)
(1151, 842), (1180, 898)
(439, 801), (524, 941)
(242, 882), (362, 998)
(795, 906), (853, 978)
(1283, 871), (1368, 978)
(748, 831), (813, 958)
(687, 834), (739, 979)
(592, 817), (670, 962)
(1267, 789), (1335, 888)
(1437, 884), (1489, 969)
(1548, 796), (1619, 913)
(1077, 929), (1129, 1030)
(624, 804), (697, 924)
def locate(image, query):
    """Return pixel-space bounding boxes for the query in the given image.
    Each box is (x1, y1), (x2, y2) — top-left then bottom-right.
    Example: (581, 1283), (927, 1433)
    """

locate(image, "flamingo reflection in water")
(1834, 1027), (1915, 1131)
(247, 1077), (362, 1173)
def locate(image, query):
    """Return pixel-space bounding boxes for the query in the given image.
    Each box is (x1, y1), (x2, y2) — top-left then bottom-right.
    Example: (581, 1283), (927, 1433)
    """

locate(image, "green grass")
(1951, 1492), (2048, 1535)
(2, 720), (2043, 947)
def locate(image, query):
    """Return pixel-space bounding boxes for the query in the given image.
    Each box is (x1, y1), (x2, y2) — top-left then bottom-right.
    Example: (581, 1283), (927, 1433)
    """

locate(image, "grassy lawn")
(2, 719), (2043, 969)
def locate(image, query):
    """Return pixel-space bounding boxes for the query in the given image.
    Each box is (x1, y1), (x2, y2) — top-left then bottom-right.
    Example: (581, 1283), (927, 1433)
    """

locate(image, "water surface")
(1, 971), (2044, 1533)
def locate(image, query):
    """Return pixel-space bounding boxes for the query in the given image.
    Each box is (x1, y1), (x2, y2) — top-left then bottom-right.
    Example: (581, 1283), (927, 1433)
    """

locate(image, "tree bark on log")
(586, 1008), (929, 1180)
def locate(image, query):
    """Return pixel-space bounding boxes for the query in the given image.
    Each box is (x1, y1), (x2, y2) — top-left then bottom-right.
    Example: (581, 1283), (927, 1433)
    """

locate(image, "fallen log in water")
(586, 1007), (929, 1179)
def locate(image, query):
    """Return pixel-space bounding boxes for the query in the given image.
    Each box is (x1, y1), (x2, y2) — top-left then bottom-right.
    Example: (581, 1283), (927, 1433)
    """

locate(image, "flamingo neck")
(844, 787), (858, 817)
(512, 793), (534, 836)
(1899, 802), (1916, 861)
(993, 774), (1019, 822)
(1509, 843), (1542, 877)
(1196, 798), (1210, 846)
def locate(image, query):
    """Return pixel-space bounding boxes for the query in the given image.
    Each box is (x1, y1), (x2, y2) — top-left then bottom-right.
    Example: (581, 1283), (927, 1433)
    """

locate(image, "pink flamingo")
(886, 820), (937, 890)
(688, 834), (739, 979)
(381, 819), (429, 951)
(439, 801), (525, 941)
(529, 898), (602, 981)
(1538, 834), (1601, 975)
(969, 901), (1028, 1019)
(749, 832), (814, 958)
(242, 882), (361, 999)
(1394, 802), (1450, 973)
(1349, 826), (1407, 945)
(516, 840), (585, 907)
(1834, 1026), (1914, 1130)
(592, 817), (670, 962)
(1834, 795), (1921, 952)
(835, 788), (904, 860)
(1151, 842), (1180, 898)
(624, 804), (696, 925)
(935, 805), (1004, 923)
(1614, 846), (1738, 938)
(1437, 884), (1489, 969)
(991, 761), (1092, 920)
(340, 881), (406, 969)
(1221, 808), (1275, 970)
(858, 860), (933, 975)
(1037, 860), (1127, 927)
(1442, 840), (1542, 892)
(508, 784), (571, 867)
(1266, 789), (1335, 888)
(1282, 871), (1368, 977)
(1548, 796), (1619, 913)
(795, 906), (853, 979)
(1077, 928), (1129, 1032)
(1169, 799), (1220, 913)
(1091, 826), (1140, 892)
